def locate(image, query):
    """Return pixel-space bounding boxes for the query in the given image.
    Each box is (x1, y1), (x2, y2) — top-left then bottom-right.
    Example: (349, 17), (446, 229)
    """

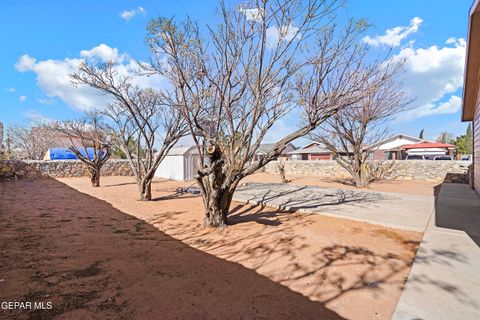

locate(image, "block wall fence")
(262, 160), (472, 183)
(0, 159), (472, 184)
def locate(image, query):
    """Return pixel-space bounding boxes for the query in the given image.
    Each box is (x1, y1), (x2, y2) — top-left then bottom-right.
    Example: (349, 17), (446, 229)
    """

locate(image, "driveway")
(234, 183), (435, 232)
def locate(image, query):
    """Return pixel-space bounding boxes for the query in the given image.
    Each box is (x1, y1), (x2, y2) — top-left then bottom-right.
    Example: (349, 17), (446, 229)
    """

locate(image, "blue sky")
(0, 0), (473, 142)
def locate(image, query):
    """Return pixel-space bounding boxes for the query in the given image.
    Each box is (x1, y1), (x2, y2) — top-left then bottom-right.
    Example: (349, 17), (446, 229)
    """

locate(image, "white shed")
(155, 146), (199, 181)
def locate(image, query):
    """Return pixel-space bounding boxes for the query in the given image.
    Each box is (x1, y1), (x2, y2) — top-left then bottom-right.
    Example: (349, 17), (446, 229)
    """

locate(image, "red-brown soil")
(0, 176), (425, 319)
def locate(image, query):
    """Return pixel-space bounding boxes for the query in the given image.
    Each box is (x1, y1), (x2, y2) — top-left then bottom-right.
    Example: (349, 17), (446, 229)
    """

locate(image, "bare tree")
(311, 60), (411, 187)
(7, 123), (59, 160)
(436, 132), (455, 144)
(72, 63), (187, 200)
(50, 111), (111, 187)
(145, 0), (380, 226)
(277, 158), (289, 183)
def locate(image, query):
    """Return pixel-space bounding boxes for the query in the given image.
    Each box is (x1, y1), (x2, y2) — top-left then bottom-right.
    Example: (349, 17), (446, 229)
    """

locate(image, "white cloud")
(397, 95), (461, 121)
(445, 37), (458, 45)
(119, 6), (145, 21)
(239, 8), (300, 48)
(363, 17), (423, 47)
(37, 97), (56, 105)
(80, 44), (126, 63)
(5, 87), (16, 92)
(24, 109), (53, 123)
(15, 55), (36, 71)
(15, 54), (106, 111)
(239, 7), (263, 22)
(266, 24), (300, 48)
(393, 37), (466, 120)
(15, 44), (169, 111)
(19, 95), (27, 102)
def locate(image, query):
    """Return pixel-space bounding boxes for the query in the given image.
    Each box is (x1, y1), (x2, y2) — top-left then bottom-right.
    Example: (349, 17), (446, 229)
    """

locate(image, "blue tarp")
(47, 148), (98, 160)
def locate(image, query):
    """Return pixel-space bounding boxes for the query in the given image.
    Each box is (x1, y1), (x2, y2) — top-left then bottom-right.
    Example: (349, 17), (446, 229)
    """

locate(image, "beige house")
(462, 0), (480, 194)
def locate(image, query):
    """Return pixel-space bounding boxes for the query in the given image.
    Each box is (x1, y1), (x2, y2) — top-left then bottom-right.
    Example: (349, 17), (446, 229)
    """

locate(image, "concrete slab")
(233, 183), (435, 232)
(393, 183), (480, 320)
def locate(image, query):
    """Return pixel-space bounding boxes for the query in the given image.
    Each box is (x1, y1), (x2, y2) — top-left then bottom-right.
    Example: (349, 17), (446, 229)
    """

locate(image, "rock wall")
(263, 160), (472, 183)
(0, 160), (133, 180)
(0, 159), (472, 184)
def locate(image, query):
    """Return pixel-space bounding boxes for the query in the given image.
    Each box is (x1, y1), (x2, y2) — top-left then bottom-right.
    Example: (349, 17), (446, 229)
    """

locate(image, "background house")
(253, 143), (297, 161)
(155, 146), (199, 181)
(288, 142), (332, 160)
(401, 142), (456, 159)
(31, 127), (84, 149)
(462, 0), (479, 193)
(369, 134), (427, 160)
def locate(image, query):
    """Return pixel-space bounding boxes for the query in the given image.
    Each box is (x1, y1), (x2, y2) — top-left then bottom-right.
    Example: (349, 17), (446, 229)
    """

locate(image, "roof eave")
(462, 0), (480, 121)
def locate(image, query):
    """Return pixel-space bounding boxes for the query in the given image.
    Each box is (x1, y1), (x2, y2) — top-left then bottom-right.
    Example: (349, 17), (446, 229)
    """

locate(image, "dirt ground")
(0, 176), (425, 320)
(243, 172), (440, 196)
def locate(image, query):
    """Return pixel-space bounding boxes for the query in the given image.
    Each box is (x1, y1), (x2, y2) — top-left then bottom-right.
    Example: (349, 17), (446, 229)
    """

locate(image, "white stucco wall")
(378, 137), (419, 150)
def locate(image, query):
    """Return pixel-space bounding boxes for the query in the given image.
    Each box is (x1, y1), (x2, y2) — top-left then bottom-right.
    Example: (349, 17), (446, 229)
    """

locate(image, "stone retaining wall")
(0, 160), (133, 180)
(263, 160), (472, 183)
(0, 159), (472, 183)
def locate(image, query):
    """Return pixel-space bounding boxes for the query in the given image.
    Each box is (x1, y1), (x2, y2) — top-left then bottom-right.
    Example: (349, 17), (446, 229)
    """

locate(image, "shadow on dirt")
(0, 178), (346, 320)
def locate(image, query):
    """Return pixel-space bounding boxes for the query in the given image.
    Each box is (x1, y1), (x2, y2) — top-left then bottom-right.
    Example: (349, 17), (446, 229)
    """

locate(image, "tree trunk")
(90, 167), (100, 187)
(203, 188), (234, 227)
(352, 169), (367, 187)
(200, 143), (241, 227)
(351, 157), (368, 188)
(277, 163), (288, 183)
(138, 179), (152, 201)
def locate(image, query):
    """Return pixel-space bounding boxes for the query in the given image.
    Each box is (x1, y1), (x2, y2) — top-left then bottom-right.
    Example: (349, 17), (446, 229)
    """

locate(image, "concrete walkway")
(393, 183), (480, 320)
(234, 183), (434, 232)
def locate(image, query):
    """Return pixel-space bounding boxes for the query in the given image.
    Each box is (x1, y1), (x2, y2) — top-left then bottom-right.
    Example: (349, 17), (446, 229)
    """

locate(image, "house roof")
(401, 142), (455, 150)
(256, 143), (296, 154)
(370, 134), (428, 148)
(288, 146), (330, 154)
(288, 142), (330, 154)
(167, 146), (197, 156)
(462, 0), (480, 121)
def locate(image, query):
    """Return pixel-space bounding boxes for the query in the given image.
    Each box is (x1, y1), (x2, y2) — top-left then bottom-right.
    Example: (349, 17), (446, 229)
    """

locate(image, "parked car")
(405, 155), (425, 160)
(433, 156), (453, 160)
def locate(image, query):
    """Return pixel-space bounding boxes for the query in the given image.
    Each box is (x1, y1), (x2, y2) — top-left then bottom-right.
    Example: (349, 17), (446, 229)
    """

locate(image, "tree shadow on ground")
(0, 178), (344, 320)
(152, 192), (199, 201)
(397, 182), (480, 311)
(148, 200), (421, 317)
(405, 242), (480, 310)
(321, 177), (357, 186)
(434, 182), (480, 247)
(102, 181), (138, 187)
(152, 183), (201, 201)
(228, 202), (293, 226)
(187, 198), (477, 314)
(235, 183), (391, 217)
